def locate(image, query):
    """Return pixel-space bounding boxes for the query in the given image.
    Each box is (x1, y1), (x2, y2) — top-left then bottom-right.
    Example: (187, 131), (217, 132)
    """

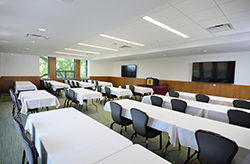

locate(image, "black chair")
(76, 82), (81, 88)
(129, 85), (142, 100)
(150, 95), (163, 107)
(9, 89), (21, 116)
(10, 80), (15, 91)
(105, 86), (117, 102)
(130, 108), (162, 149)
(186, 130), (238, 164)
(195, 94), (210, 103)
(67, 80), (73, 88)
(120, 84), (126, 89)
(91, 80), (95, 84)
(110, 102), (132, 135)
(171, 99), (187, 113)
(168, 91), (179, 98)
(13, 116), (32, 164)
(21, 132), (39, 164)
(63, 88), (71, 107)
(68, 89), (79, 108)
(233, 99), (250, 109)
(40, 80), (45, 90)
(62, 79), (65, 83)
(71, 81), (77, 88)
(44, 81), (49, 92)
(227, 109), (250, 128)
(47, 82), (54, 94)
(97, 85), (106, 104)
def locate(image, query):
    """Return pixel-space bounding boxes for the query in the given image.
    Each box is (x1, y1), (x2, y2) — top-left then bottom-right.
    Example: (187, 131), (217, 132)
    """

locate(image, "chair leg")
(160, 134), (162, 149)
(179, 142), (181, 150)
(184, 150), (197, 164)
(46, 106), (48, 111)
(146, 138), (149, 149)
(131, 132), (136, 141)
(22, 150), (25, 164)
(110, 122), (115, 129)
(120, 126), (123, 135)
(12, 104), (16, 117)
(163, 140), (171, 158)
(125, 126), (127, 132)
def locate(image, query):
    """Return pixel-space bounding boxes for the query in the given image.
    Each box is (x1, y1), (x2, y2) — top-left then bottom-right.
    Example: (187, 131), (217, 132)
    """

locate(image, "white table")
(96, 144), (171, 164)
(102, 87), (132, 98)
(166, 91), (238, 106)
(25, 108), (133, 164)
(175, 116), (250, 164)
(104, 99), (192, 146)
(46, 80), (70, 91)
(142, 94), (250, 123)
(70, 88), (102, 111)
(118, 85), (154, 95)
(88, 80), (113, 87)
(15, 81), (37, 93)
(75, 80), (95, 89)
(18, 90), (60, 115)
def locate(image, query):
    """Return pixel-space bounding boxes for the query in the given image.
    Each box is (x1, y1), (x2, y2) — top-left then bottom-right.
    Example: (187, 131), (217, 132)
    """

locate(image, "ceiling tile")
(226, 10), (250, 23)
(231, 19), (250, 29)
(211, 30), (237, 37)
(197, 16), (229, 28)
(214, 0), (237, 5)
(187, 6), (224, 23)
(176, 23), (203, 33)
(219, 0), (250, 15)
(149, 6), (184, 22)
(126, 18), (154, 30)
(163, 16), (193, 28)
(173, 0), (217, 15)
(169, 0), (186, 5)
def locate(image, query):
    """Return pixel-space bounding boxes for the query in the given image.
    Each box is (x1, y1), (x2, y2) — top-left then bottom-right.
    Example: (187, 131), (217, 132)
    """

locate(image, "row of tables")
(103, 99), (250, 164)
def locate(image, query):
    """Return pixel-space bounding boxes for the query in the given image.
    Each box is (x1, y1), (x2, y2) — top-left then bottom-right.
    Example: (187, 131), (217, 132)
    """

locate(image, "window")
(80, 60), (88, 78)
(39, 56), (49, 79)
(56, 57), (75, 79)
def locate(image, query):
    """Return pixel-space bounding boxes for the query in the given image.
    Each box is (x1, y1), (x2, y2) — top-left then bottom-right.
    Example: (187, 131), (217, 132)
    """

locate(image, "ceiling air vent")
(119, 45), (131, 49)
(25, 33), (49, 40)
(206, 23), (233, 33)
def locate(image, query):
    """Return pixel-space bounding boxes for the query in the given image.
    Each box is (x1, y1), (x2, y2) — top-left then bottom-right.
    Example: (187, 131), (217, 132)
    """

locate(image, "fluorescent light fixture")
(64, 48), (100, 55)
(143, 16), (189, 38)
(55, 51), (88, 57)
(100, 34), (145, 46)
(78, 43), (118, 51)
(38, 28), (46, 32)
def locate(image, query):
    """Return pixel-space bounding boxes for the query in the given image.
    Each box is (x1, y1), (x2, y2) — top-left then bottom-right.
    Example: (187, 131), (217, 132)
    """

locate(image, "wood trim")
(1, 76), (40, 92)
(75, 60), (80, 79)
(49, 57), (56, 79)
(90, 76), (250, 100)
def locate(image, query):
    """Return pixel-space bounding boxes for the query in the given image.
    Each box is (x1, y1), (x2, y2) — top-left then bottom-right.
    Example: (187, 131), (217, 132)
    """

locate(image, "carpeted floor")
(0, 91), (200, 164)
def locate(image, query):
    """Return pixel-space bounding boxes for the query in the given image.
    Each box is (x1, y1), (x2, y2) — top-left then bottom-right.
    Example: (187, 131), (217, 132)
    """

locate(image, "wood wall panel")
(1, 76), (40, 92)
(90, 76), (250, 100)
(75, 60), (80, 79)
(49, 57), (56, 79)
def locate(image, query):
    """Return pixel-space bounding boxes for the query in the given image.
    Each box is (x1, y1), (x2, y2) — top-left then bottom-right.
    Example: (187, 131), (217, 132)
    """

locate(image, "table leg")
(81, 99), (98, 112)
(163, 140), (171, 158)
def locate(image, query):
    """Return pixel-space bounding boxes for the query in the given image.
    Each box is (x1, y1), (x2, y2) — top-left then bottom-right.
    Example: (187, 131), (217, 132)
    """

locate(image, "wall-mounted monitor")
(121, 65), (137, 78)
(192, 61), (235, 84)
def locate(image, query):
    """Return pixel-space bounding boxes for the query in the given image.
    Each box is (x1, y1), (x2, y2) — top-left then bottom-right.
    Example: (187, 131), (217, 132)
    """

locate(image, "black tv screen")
(192, 61), (235, 83)
(121, 65), (137, 78)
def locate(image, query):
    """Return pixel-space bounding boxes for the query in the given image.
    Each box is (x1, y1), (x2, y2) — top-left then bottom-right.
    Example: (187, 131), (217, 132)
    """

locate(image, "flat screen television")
(121, 65), (137, 78)
(192, 61), (235, 84)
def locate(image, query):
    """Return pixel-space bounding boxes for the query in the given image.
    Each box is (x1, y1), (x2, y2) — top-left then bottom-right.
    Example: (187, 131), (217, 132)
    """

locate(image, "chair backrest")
(168, 91), (179, 98)
(150, 96), (163, 107)
(120, 84), (126, 89)
(9, 89), (16, 104)
(233, 99), (250, 109)
(162, 83), (168, 87)
(110, 102), (123, 124)
(105, 86), (111, 97)
(129, 85), (135, 94)
(62, 79), (65, 83)
(131, 108), (148, 137)
(44, 81), (49, 90)
(195, 130), (238, 164)
(227, 109), (250, 128)
(171, 99), (187, 113)
(95, 81), (99, 86)
(68, 89), (77, 101)
(48, 82), (53, 91)
(72, 81), (76, 88)
(10, 80), (15, 90)
(13, 92), (21, 111)
(91, 80), (94, 84)
(97, 85), (102, 92)
(76, 82), (80, 88)
(21, 132), (39, 164)
(64, 88), (70, 99)
(13, 116), (24, 138)
(195, 94), (210, 103)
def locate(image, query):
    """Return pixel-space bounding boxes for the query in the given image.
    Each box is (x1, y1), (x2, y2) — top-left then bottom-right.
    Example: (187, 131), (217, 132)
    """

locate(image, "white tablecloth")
(46, 80), (70, 91)
(104, 99), (192, 146)
(142, 94), (250, 123)
(166, 91), (238, 106)
(96, 144), (171, 164)
(25, 108), (133, 164)
(18, 90), (60, 115)
(102, 87), (132, 98)
(87, 80), (113, 87)
(70, 88), (103, 105)
(175, 116), (250, 164)
(15, 81), (37, 93)
(118, 85), (154, 95)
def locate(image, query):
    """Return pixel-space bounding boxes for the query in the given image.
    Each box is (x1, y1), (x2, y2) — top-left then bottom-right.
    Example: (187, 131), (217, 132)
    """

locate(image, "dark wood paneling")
(1, 76), (40, 92)
(90, 76), (250, 100)
(0, 77), (2, 95)
(75, 60), (80, 79)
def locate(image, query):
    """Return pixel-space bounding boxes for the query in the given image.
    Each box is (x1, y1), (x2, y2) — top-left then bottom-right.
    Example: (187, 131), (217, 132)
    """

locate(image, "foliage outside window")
(80, 60), (88, 78)
(40, 56), (49, 79)
(56, 57), (75, 79)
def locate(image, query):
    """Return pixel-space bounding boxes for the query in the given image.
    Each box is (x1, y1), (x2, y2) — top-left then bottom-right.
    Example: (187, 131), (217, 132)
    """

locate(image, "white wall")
(0, 53), (39, 76)
(90, 52), (250, 86)
(89, 61), (112, 76)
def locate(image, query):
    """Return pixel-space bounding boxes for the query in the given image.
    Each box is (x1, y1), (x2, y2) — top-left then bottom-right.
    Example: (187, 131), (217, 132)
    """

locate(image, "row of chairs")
(63, 88), (87, 109)
(40, 80), (61, 95)
(120, 84), (144, 100)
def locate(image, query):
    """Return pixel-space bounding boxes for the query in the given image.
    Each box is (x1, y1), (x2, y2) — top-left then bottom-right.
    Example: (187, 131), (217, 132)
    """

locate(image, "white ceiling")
(1, 0), (250, 61)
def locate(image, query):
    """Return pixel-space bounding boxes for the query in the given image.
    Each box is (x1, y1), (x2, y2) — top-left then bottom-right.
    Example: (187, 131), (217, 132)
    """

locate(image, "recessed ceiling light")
(78, 43), (118, 51)
(64, 48), (100, 55)
(38, 28), (46, 32)
(30, 41), (35, 43)
(55, 51), (88, 57)
(143, 16), (189, 38)
(100, 34), (145, 47)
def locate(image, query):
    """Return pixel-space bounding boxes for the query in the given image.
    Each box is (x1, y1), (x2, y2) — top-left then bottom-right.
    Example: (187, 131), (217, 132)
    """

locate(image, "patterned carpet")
(0, 91), (200, 164)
